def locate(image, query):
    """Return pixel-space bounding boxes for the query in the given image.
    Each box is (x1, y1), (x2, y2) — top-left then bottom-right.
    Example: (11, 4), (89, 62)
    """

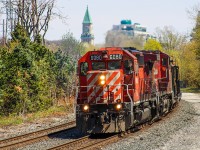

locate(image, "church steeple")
(83, 6), (92, 24)
(81, 6), (94, 45)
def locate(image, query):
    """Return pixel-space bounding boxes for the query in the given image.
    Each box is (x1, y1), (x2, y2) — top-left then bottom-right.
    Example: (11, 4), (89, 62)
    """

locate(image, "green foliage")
(144, 39), (162, 51)
(156, 22), (200, 88)
(192, 14), (200, 59)
(0, 115), (23, 127)
(163, 41), (200, 88)
(0, 26), (83, 117)
(34, 34), (43, 45)
(190, 12), (200, 88)
(52, 32), (85, 101)
(181, 87), (200, 93)
(11, 23), (30, 47)
(0, 24), (55, 116)
(180, 42), (199, 87)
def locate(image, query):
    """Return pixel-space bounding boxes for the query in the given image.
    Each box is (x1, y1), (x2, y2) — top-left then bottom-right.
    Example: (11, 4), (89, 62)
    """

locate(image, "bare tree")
(17, 0), (55, 43)
(1, 0), (65, 44)
(187, 3), (200, 20)
(155, 26), (187, 50)
(105, 30), (144, 49)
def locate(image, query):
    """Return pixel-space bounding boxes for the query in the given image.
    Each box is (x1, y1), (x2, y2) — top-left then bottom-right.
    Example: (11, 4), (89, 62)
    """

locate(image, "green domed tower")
(81, 6), (94, 45)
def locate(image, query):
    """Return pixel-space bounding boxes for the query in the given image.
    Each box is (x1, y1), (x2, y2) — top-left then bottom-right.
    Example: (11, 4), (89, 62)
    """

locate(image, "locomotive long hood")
(86, 70), (123, 104)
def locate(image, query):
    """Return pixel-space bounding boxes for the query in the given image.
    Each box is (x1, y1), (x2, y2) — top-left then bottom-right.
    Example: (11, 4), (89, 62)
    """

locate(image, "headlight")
(100, 80), (105, 85)
(83, 104), (89, 111)
(100, 75), (105, 80)
(99, 75), (106, 85)
(115, 103), (122, 110)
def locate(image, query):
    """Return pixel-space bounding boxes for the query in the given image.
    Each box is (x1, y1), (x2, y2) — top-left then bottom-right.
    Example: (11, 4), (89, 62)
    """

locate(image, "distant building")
(112, 20), (155, 40)
(81, 6), (94, 45)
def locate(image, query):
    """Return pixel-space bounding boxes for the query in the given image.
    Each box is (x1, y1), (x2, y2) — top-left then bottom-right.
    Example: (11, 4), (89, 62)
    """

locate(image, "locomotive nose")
(87, 70), (122, 104)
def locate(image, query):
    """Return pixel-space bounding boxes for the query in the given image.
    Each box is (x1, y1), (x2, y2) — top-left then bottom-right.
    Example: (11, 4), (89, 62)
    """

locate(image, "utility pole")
(3, 19), (5, 45)
(0, 0), (18, 44)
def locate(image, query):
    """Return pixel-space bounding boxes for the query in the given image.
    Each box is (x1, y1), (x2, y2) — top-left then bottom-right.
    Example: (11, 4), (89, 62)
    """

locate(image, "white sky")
(43, 0), (199, 44)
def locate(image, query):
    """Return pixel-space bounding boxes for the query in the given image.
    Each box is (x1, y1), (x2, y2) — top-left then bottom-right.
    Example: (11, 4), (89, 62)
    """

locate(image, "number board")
(90, 55), (102, 60)
(109, 54), (122, 60)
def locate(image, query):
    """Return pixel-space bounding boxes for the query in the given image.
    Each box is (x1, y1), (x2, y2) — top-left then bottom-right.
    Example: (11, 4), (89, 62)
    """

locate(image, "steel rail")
(48, 134), (120, 150)
(77, 135), (119, 150)
(48, 135), (90, 150)
(0, 121), (76, 150)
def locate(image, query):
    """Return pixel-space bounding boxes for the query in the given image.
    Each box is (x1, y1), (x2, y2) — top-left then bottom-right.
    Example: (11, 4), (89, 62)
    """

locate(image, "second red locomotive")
(76, 47), (181, 134)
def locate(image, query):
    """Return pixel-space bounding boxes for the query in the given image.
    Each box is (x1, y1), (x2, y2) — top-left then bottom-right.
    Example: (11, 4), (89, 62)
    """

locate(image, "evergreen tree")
(0, 27), (87, 116)
(0, 24), (56, 115)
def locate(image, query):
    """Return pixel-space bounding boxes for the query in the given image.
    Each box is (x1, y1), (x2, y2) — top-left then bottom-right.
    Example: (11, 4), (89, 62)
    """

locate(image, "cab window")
(162, 58), (167, 66)
(92, 62), (105, 70)
(108, 61), (121, 70)
(80, 62), (88, 76)
(124, 60), (133, 74)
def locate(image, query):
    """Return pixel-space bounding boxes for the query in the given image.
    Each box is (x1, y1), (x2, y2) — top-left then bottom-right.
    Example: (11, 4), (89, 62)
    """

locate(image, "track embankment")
(0, 121), (75, 150)
(103, 93), (200, 150)
(2, 93), (199, 150)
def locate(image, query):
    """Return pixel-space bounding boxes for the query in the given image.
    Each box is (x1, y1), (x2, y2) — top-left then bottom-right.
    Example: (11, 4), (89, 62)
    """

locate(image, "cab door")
(123, 57), (134, 102)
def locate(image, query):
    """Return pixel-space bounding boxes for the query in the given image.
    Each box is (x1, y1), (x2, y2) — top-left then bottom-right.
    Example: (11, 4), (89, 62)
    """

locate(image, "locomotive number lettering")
(110, 54), (122, 60)
(90, 55), (102, 60)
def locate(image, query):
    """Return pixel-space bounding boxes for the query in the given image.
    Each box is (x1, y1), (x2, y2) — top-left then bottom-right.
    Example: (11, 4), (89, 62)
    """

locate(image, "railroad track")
(49, 104), (180, 150)
(48, 134), (119, 150)
(0, 104), (179, 150)
(0, 121), (76, 150)
(48, 126), (145, 150)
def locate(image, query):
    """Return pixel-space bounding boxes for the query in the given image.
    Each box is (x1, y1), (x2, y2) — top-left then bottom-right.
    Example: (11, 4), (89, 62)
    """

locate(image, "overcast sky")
(45, 0), (199, 44)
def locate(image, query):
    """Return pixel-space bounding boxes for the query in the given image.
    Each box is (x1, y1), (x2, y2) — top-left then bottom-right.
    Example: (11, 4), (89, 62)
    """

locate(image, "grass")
(0, 116), (24, 127)
(181, 87), (200, 93)
(0, 104), (73, 128)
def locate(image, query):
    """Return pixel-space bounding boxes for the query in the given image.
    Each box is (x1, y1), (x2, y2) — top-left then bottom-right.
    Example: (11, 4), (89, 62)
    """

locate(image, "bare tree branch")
(1, 0), (66, 44)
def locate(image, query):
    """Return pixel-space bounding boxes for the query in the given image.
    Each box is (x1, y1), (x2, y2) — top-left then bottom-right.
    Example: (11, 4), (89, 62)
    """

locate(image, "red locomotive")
(76, 47), (181, 134)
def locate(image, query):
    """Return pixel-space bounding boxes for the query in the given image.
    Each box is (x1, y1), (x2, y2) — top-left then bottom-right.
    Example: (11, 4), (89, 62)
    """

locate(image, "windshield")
(92, 62), (106, 70)
(108, 61), (121, 70)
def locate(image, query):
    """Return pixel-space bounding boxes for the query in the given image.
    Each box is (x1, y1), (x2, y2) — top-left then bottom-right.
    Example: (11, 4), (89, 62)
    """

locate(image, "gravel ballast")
(1, 93), (200, 150)
(18, 127), (82, 150)
(0, 113), (75, 141)
(103, 93), (200, 150)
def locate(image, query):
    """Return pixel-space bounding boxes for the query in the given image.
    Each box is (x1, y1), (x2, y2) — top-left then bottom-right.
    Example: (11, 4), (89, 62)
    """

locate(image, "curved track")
(0, 121), (76, 150)
(49, 104), (180, 150)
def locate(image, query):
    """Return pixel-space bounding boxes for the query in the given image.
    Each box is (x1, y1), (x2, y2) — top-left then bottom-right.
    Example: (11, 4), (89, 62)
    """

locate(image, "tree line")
(0, 24), (87, 116)
(105, 13), (200, 88)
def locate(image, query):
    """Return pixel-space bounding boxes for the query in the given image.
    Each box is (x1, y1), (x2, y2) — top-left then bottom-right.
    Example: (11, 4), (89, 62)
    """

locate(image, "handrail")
(74, 84), (134, 124)
(74, 84), (133, 103)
